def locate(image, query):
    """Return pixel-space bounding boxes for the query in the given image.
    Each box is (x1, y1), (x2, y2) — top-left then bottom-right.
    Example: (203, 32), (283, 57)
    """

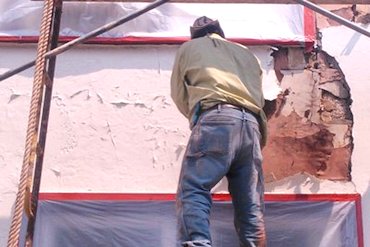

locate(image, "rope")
(7, 0), (55, 246)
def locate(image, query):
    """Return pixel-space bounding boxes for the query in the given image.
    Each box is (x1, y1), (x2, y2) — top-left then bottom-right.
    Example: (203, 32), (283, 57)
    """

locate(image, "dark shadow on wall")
(0, 44), (178, 80)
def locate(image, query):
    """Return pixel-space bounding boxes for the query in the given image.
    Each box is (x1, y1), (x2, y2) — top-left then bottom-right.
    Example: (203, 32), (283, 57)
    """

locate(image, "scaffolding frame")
(2, 0), (370, 246)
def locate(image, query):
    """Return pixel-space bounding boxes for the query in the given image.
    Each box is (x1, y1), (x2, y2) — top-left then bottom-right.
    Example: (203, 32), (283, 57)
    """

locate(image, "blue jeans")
(176, 105), (266, 247)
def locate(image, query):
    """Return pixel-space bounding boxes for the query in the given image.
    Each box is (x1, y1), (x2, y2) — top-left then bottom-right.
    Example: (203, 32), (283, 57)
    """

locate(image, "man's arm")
(170, 50), (190, 118)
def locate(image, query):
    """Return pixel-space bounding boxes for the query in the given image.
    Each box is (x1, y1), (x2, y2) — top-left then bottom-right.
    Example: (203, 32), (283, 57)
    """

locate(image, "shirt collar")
(208, 33), (224, 40)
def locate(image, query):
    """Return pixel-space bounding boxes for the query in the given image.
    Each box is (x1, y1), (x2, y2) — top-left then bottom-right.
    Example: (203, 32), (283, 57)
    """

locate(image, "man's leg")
(227, 114), (266, 247)
(176, 110), (239, 247)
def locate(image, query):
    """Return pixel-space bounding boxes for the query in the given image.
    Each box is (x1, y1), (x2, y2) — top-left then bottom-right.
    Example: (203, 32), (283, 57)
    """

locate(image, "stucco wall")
(0, 29), (369, 246)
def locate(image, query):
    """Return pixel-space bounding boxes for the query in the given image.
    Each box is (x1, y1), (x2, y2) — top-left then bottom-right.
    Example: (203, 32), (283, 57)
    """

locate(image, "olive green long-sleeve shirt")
(170, 33), (267, 146)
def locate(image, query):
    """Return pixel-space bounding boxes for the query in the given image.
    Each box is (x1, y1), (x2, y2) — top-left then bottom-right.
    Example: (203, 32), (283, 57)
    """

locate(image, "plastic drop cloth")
(0, 0), (313, 43)
(33, 199), (359, 247)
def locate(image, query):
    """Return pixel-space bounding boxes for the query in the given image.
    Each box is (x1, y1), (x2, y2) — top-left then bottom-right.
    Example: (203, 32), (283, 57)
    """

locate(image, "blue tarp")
(33, 199), (359, 247)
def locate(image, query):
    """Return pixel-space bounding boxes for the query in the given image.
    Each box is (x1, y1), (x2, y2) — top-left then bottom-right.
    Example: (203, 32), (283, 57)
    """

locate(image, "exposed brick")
(265, 50), (353, 182)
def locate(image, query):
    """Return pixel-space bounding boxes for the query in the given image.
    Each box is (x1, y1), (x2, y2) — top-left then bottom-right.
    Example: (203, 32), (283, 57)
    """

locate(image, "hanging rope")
(7, 0), (55, 246)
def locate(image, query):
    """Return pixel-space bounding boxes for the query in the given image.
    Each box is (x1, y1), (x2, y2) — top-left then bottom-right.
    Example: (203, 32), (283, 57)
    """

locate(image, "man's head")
(190, 16), (225, 39)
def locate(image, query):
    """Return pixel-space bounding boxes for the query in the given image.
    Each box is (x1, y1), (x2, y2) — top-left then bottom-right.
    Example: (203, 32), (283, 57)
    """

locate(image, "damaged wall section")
(263, 48), (353, 183)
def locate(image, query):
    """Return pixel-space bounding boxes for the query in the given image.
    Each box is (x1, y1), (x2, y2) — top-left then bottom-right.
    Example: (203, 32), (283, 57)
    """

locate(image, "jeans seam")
(179, 185), (190, 241)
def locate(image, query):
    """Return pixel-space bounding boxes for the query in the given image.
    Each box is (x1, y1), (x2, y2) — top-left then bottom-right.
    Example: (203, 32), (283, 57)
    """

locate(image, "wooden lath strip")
(32, 0), (370, 4)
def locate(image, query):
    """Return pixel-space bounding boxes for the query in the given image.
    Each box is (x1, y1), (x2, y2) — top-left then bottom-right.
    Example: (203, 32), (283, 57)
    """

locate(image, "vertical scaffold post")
(7, 0), (56, 246)
(25, 0), (64, 246)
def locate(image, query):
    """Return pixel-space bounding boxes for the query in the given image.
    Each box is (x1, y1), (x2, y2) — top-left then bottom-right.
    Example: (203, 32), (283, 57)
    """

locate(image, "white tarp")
(31, 199), (359, 247)
(0, 1), (314, 44)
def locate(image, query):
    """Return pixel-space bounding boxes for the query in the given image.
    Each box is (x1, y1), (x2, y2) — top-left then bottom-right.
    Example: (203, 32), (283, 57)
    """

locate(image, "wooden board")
(32, 0), (370, 4)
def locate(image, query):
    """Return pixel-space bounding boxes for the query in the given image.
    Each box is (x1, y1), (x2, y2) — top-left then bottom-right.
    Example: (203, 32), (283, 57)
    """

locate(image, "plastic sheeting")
(33, 199), (359, 247)
(0, 0), (314, 44)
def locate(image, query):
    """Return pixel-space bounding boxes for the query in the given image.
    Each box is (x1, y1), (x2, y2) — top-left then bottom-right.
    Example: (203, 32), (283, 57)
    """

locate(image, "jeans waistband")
(201, 103), (253, 115)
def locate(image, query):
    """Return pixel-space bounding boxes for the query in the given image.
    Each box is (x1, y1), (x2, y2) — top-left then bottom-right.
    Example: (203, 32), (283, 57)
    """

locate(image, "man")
(171, 16), (267, 247)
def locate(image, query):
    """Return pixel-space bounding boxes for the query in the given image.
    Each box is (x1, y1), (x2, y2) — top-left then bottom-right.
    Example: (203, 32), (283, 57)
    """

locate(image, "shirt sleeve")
(255, 55), (265, 108)
(170, 48), (190, 118)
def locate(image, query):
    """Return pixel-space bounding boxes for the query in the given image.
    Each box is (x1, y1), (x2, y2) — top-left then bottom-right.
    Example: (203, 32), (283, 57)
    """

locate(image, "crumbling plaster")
(263, 48), (353, 183)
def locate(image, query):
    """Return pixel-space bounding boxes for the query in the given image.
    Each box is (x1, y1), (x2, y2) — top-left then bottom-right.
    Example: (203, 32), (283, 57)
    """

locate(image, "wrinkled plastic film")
(34, 200), (358, 247)
(0, 1), (308, 42)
